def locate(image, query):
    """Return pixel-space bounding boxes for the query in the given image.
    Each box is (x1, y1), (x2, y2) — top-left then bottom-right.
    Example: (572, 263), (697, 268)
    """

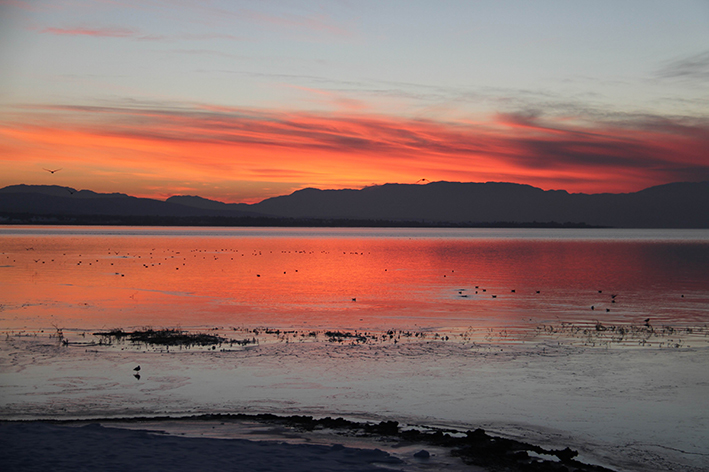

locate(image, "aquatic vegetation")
(12, 319), (704, 353)
(324, 331), (368, 343)
(91, 328), (256, 348)
(534, 321), (708, 348)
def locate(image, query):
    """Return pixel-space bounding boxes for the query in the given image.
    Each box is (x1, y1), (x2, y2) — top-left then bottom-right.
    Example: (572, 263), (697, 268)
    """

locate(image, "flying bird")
(43, 168), (62, 174)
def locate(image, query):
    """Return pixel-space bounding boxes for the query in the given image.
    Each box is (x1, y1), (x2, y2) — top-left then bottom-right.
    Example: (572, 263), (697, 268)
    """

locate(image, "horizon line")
(2, 179), (708, 205)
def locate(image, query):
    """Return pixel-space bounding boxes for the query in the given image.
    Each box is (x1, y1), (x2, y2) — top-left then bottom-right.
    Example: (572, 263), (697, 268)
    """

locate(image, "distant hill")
(246, 181), (709, 228)
(165, 195), (252, 212)
(0, 184), (261, 219)
(1, 181), (708, 228)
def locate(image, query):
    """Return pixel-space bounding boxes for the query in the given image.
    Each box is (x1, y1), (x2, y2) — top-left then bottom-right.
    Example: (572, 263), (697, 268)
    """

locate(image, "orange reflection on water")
(1, 227), (707, 332)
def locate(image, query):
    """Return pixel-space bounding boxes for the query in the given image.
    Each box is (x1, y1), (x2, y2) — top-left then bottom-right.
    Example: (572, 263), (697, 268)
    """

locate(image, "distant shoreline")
(0, 213), (606, 228)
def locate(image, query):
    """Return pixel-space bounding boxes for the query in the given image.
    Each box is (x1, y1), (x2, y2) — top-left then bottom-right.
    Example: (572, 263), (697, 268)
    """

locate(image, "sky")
(1, 1), (708, 203)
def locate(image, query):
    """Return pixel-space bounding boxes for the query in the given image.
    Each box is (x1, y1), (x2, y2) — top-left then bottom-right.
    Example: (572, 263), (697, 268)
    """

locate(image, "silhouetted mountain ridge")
(248, 181), (709, 228)
(0, 184), (260, 218)
(1, 181), (708, 228)
(166, 195), (251, 212)
(1, 184), (130, 199)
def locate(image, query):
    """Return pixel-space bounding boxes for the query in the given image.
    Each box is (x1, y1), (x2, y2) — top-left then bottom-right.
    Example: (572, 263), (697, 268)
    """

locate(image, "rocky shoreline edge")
(2, 413), (616, 471)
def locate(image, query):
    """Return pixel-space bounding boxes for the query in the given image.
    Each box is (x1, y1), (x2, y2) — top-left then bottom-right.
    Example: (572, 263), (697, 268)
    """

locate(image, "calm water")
(1, 226), (708, 335)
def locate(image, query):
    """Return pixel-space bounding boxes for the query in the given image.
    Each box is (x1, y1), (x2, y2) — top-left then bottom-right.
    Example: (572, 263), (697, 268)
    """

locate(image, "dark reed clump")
(93, 328), (226, 347)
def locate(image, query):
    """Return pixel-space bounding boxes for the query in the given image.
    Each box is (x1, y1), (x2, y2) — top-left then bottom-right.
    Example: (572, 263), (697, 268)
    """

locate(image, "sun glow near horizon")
(2, 102), (707, 203)
(1, 1), (708, 202)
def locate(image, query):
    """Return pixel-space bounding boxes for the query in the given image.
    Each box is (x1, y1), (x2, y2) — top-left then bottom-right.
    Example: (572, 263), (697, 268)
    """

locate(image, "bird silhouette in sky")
(43, 168), (62, 174)
(415, 178), (429, 184)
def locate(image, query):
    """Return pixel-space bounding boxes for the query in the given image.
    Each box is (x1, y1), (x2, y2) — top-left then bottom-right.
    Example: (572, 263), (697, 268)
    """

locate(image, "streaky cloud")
(39, 26), (244, 42)
(40, 26), (135, 38)
(3, 101), (708, 195)
(657, 50), (709, 80)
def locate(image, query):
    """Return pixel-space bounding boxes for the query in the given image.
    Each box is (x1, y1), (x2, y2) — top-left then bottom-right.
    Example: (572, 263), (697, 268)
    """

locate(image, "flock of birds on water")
(3, 243), (702, 355)
(8, 244), (689, 311)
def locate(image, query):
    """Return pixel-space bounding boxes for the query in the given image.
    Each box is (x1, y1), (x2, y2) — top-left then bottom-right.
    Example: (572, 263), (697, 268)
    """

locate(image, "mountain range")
(1, 181), (708, 228)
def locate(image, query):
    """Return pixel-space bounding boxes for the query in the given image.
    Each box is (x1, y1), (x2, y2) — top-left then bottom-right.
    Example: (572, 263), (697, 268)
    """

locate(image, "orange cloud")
(1, 103), (707, 202)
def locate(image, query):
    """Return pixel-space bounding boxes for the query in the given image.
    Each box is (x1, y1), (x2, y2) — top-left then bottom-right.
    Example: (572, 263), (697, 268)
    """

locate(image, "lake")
(2, 226), (709, 471)
(1, 226), (707, 336)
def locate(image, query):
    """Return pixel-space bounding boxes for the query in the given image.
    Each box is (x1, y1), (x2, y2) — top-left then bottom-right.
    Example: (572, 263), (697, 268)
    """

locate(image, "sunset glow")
(1, 1), (708, 202)
(4, 228), (707, 331)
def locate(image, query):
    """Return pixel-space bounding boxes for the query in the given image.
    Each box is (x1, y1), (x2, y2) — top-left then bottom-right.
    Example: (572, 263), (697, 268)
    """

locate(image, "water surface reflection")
(1, 227), (707, 334)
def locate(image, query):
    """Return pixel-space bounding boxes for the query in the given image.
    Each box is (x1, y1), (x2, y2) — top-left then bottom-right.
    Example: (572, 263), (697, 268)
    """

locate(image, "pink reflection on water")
(1, 227), (707, 333)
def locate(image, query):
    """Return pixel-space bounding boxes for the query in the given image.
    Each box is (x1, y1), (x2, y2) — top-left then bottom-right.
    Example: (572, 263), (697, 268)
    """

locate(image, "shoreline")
(1, 413), (616, 472)
(3, 334), (708, 471)
(7, 318), (707, 351)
